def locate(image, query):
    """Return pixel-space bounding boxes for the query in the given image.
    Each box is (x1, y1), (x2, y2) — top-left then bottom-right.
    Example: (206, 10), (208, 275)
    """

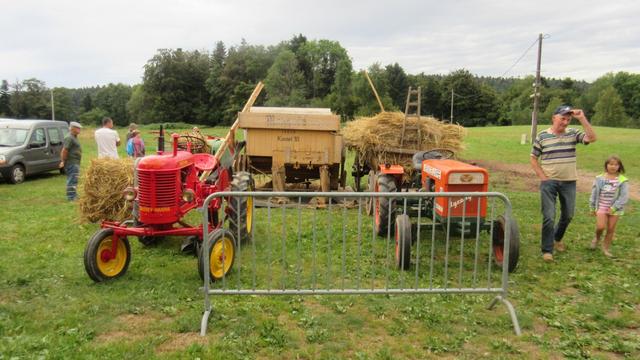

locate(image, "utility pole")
(450, 88), (454, 123)
(50, 89), (55, 121)
(530, 33), (543, 143)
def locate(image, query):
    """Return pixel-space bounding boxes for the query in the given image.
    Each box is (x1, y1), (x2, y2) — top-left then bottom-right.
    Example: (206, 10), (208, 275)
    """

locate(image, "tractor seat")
(412, 150), (452, 170)
(192, 153), (218, 172)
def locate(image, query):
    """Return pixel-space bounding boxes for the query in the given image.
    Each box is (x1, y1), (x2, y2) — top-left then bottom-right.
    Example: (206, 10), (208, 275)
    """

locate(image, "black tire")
(228, 171), (254, 243)
(375, 174), (397, 236)
(198, 229), (236, 282)
(5, 164), (26, 184)
(492, 215), (520, 273)
(395, 214), (412, 270)
(84, 228), (131, 282)
(365, 170), (376, 216)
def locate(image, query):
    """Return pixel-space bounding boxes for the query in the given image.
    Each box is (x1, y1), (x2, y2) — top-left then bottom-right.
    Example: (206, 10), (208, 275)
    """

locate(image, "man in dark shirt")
(59, 122), (83, 201)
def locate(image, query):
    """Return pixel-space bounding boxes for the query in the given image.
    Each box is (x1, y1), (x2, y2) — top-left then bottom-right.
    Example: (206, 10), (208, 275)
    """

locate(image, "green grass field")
(1, 125), (638, 359)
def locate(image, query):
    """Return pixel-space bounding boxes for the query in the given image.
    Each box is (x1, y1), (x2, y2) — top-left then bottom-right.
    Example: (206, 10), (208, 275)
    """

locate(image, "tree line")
(1, 35), (639, 128)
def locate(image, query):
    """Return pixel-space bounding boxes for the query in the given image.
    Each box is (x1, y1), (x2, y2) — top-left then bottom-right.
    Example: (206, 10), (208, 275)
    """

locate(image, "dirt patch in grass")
(155, 332), (208, 353)
(93, 313), (160, 345)
(532, 319), (549, 335)
(94, 330), (142, 344)
(469, 159), (640, 201)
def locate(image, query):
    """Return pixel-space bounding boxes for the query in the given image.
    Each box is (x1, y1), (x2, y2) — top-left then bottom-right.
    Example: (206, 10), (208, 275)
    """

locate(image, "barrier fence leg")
(487, 295), (522, 336)
(200, 305), (211, 337)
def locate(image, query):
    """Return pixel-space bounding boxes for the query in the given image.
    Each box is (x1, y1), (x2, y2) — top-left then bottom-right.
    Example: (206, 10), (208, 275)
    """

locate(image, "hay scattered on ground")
(341, 111), (466, 171)
(78, 158), (134, 223)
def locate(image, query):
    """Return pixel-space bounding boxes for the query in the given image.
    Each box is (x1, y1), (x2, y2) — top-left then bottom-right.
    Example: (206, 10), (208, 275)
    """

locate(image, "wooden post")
(318, 164), (330, 205)
(199, 81), (264, 182)
(363, 70), (385, 113)
(215, 81), (264, 161)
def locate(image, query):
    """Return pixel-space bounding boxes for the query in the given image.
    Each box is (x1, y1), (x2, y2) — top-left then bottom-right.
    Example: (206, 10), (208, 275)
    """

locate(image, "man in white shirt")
(94, 117), (121, 159)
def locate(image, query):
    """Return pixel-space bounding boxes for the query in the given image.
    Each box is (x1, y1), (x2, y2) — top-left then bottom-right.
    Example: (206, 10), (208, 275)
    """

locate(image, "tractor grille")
(138, 170), (178, 208)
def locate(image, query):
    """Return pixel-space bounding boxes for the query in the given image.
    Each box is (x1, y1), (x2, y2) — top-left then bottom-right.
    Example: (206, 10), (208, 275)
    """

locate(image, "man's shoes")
(590, 238), (598, 250)
(543, 253), (554, 262)
(554, 241), (566, 252)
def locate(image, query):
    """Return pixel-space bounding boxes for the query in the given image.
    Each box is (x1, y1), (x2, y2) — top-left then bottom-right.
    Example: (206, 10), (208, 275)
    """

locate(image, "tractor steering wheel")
(174, 135), (209, 154)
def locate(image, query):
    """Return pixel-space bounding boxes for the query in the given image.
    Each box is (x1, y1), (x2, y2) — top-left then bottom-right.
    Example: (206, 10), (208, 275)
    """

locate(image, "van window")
(61, 127), (69, 138)
(0, 128), (28, 146)
(48, 128), (62, 145)
(29, 128), (47, 148)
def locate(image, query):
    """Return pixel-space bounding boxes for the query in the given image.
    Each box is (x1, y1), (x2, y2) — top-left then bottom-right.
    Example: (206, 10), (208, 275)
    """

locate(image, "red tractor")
(83, 127), (253, 282)
(373, 150), (520, 273)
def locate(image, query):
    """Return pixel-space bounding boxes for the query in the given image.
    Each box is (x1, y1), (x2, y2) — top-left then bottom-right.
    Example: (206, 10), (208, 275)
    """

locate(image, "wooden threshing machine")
(238, 107), (345, 193)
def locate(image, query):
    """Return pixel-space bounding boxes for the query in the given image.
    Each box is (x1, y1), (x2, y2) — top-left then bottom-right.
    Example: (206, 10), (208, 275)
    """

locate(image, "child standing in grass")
(589, 155), (629, 257)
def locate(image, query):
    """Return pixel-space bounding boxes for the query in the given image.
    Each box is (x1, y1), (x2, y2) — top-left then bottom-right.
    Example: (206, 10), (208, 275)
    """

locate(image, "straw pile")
(341, 112), (466, 172)
(78, 158), (134, 223)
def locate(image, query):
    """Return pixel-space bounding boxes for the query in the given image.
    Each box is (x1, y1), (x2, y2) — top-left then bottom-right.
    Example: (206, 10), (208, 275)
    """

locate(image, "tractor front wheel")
(492, 215), (520, 273)
(375, 174), (397, 236)
(84, 228), (131, 282)
(395, 214), (412, 270)
(198, 229), (236, 282)
(228, 171), (254, 243)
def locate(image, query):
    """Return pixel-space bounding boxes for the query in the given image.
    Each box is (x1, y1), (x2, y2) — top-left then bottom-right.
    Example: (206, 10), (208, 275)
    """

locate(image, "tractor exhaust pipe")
(172, 133), (179, 157)
(157, 125), (165, 154)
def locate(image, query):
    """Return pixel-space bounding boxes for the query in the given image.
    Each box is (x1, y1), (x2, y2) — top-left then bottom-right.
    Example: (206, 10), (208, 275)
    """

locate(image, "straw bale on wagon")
(341, 111), (466, 171)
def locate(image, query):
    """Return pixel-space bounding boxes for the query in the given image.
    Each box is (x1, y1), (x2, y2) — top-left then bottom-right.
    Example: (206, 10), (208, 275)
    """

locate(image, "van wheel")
(5, 164), (26, 184)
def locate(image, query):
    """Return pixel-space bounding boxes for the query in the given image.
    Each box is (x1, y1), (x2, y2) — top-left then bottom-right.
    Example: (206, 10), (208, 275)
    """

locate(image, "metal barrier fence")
(199, 191), (521, 336)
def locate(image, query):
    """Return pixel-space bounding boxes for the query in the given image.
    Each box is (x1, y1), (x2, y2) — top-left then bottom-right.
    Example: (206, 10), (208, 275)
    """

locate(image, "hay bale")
(78, 158), (134, 223)
(341, 111), (466, 171)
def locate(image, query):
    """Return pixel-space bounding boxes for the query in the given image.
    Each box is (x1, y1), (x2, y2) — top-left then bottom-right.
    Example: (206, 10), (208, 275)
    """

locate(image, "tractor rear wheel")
(198, 229), (236, 282)
(84, 228), (131, 282)
(228, 171), (254, 243)
(492, 215), (520, 273)
(395, 214), (412, 270)
(365, 170), (376, 215)
(375, 174), (396, 236)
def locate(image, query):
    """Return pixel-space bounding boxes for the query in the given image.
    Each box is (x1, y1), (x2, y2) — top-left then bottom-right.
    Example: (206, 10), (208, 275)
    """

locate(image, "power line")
(500, 35), (549, 78)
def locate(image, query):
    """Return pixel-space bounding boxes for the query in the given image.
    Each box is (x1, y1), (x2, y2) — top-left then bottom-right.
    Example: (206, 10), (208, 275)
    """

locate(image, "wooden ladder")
(400, 86), (422, 149)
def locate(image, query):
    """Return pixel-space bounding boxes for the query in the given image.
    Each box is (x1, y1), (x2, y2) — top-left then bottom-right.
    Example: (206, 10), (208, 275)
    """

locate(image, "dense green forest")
(1, 35), (639, 128)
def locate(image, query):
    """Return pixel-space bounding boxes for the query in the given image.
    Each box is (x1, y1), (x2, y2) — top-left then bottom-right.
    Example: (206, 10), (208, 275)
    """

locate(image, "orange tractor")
(372, 150), (520, 273)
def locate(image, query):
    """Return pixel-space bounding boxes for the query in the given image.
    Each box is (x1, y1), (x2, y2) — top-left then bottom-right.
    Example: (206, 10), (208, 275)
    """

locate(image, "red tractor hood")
(137, 151), (194, 170)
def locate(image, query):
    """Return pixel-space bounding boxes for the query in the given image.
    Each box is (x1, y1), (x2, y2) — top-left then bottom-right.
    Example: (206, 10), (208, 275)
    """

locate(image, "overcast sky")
(2, 0), (639, 88)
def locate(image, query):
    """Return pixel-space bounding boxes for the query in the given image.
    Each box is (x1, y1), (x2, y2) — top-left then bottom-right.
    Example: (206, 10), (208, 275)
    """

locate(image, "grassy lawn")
(1, 124), (639, 359)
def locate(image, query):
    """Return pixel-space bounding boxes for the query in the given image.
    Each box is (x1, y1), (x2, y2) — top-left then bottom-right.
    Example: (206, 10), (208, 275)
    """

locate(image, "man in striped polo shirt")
(530, 105), (597, 261)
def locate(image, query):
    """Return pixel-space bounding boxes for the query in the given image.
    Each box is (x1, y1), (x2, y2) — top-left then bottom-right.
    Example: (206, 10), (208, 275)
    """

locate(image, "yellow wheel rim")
(246, 196), (253, 234)
(210, 236), (234, 279)
(96, 237), (128, 277)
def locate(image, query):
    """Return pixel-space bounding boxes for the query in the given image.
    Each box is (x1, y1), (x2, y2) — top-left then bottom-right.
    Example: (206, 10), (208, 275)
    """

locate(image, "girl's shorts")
(596, 209), (620, 216)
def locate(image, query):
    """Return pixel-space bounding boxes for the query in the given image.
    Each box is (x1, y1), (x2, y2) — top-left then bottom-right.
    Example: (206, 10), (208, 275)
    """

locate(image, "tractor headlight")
(182, 189), (195, 203)
(123, 187), (137, 201)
